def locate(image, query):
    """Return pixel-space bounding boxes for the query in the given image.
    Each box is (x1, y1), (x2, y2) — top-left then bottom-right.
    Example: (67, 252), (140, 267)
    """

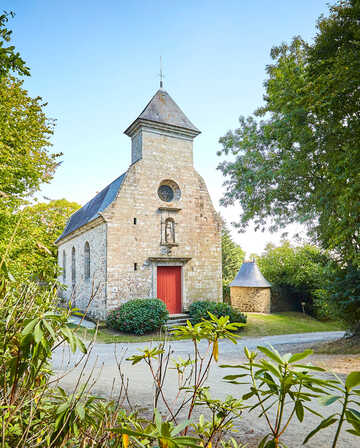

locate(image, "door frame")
(149, 257), (191, 313)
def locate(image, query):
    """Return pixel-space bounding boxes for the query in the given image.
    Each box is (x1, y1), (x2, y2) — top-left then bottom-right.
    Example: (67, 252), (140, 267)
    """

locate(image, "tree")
(222, 222), (245, 299)
(6, 199), (80, 281)
(0, 11), (29, 78)
(329, 264), (360, 335)
(256, 241), (335, 316)
(0, 75), (58, 207)
(0, 11), (60, 268)
(217, 0), (360, 268)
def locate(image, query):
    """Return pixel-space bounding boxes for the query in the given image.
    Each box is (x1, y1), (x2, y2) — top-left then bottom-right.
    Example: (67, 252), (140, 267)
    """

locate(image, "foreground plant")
(125, 314), (245, 446)
(192, 390), (244, 448)
(304, 370), (360, 447)
(222, 346), (332, 448)
(112, 409), (200, 448)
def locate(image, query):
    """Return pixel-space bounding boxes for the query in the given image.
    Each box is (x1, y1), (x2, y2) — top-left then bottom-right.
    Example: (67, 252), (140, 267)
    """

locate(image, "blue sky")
(3, 0), (330, 254)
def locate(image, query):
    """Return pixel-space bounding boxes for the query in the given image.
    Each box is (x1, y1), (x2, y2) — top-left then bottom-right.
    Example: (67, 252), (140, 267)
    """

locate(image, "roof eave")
(230, 281), (272, 288)
(55, 215), (105, 245)
(124, 118), (201, 139)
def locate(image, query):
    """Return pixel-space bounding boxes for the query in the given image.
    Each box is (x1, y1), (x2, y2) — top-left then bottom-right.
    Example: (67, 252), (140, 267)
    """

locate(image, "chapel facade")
(56, 88), (222, 319)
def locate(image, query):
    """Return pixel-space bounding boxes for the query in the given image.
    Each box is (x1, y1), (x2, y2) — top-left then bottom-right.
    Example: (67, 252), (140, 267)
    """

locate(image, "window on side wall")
(71, 247), (76, 286)
(63, 250), (66, 281)
(84, 242), (90, 280)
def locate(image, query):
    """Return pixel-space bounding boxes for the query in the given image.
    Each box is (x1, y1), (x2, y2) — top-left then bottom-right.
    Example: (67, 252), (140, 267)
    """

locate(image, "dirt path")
(52, 332), (359, 447)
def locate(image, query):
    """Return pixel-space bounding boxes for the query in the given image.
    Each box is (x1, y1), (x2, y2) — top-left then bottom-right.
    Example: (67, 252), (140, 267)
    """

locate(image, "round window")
(158, 185), (174, 202)
(157, 179), (181, 202)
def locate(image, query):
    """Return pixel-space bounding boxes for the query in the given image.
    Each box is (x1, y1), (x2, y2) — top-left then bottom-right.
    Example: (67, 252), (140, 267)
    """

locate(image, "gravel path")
(52, 331), (360, 447)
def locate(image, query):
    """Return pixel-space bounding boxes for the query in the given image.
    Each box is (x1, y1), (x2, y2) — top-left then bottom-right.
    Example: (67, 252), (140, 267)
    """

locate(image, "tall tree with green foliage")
(0, 11), (60, 273)
(256, 241), (336, 317)
(217, 0), (360, 268)
(7, 200), (80, 281)
(0, 11), (29, 78)
(222, 223), (245, 299)
(0, 12), (56, 210)
(217, 0), (360, 334)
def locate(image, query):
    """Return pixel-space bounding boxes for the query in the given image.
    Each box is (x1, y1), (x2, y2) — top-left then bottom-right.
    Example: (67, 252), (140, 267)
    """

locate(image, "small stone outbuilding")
(230, 261), (271, 313)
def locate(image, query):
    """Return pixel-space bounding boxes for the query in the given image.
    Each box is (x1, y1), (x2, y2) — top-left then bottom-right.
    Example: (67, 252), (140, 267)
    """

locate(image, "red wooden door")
(157, 266), (182, 314)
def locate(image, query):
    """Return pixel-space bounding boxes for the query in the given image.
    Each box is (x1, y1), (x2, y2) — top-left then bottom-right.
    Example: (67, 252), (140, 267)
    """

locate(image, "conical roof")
(124, 89), (200, 137)
(230, 261), (271, 288)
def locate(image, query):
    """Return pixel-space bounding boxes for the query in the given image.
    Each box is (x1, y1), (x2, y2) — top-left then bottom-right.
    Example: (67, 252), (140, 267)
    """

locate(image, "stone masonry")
(230, 287), (271, 313)
(56, 89), (222, 318)
(57, 221), (107, 318)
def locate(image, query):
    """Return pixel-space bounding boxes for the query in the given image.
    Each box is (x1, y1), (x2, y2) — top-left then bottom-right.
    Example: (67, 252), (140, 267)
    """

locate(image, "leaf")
(345, 372), (360, 391)
(122, 433), (129, 448)
(34, 322), (43, 344)
(75, 403), (85, 420)
(293, 364), (325, 372)
(242, 391), (256, 400)
(264, 441), (276, 448)
(303, 405), (323, 418)
(303, 415), (337, 444)
(288, 349), (313, 364)
(21, 319), (38, 336)
(213, 339), (219, 362)
(318, 395), (341, 406)
(258, 434), (270, 448)
(172, 420), (191, 436)
(223, 374), (247, 381)
(259, 360), (281, 379)
(258, 346), (283, 365)
(42, 319), (56, 340)
(295, 400), (304, 422)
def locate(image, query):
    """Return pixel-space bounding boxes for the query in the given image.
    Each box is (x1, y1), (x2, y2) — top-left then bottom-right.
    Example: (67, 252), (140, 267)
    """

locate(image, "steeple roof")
(230, 261), (271, 288)
(124, 89), (200, 137)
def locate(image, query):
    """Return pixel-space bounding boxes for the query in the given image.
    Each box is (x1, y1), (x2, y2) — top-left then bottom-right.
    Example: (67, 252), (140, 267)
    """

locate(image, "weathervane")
(159, 56), (164, 89)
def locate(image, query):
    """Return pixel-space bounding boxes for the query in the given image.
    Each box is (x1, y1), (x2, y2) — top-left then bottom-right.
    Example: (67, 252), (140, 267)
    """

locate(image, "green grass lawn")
(67, 323), (171, 343)
(241, 312), (344, 338)
(69, 312), (344, 344)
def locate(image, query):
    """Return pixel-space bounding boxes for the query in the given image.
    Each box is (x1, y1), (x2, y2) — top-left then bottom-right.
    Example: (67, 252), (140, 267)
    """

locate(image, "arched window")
(62, 250), (66, 281)
(71, 247), (76, 285)
(84, 242), (90, 280)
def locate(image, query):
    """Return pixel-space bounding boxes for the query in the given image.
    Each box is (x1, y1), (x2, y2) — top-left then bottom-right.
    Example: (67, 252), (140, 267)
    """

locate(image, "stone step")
(167, 313), (189, 321)
(164, 313), (190, 332)
(166, 320), (188, 327)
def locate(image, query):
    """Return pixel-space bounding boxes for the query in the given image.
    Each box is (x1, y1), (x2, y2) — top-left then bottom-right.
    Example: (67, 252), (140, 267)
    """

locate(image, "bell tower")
(124, 89), (201, 165)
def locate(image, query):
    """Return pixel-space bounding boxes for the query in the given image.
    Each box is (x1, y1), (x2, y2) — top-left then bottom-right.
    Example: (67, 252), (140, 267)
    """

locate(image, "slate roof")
(56, 172), (127, 243)
(124, 89), (200, 136)
(230, 261), (271, 288)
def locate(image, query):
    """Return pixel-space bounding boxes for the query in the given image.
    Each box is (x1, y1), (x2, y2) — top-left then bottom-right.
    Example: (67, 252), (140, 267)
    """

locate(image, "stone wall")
(57, 124), (222, 318)
(230, 286), (271, 313)
(57, 222), (107, 319)
(103, 127), (222, 313)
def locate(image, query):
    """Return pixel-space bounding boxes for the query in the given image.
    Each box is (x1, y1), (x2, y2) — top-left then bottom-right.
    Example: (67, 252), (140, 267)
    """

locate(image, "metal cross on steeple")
(159, 56), (164, 89)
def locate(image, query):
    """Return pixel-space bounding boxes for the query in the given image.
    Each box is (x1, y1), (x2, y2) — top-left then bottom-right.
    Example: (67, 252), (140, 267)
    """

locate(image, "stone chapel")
(56, 88), (222, 318)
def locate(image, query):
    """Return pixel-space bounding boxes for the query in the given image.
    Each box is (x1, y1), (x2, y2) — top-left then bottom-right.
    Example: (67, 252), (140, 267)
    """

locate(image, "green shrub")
(189, 300), (247, 325)
(312, 288), (340, 321)
(106, 298), (169, 335)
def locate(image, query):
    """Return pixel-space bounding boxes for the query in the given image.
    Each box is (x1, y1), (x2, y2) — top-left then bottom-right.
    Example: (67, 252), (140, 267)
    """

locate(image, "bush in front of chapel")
(106, 298), (169, 335)
(189, 300), (247, 326)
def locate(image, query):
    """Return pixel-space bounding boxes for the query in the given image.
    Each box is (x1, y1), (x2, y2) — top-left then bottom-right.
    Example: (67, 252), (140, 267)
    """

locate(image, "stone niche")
(230, 261), (271, 313)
